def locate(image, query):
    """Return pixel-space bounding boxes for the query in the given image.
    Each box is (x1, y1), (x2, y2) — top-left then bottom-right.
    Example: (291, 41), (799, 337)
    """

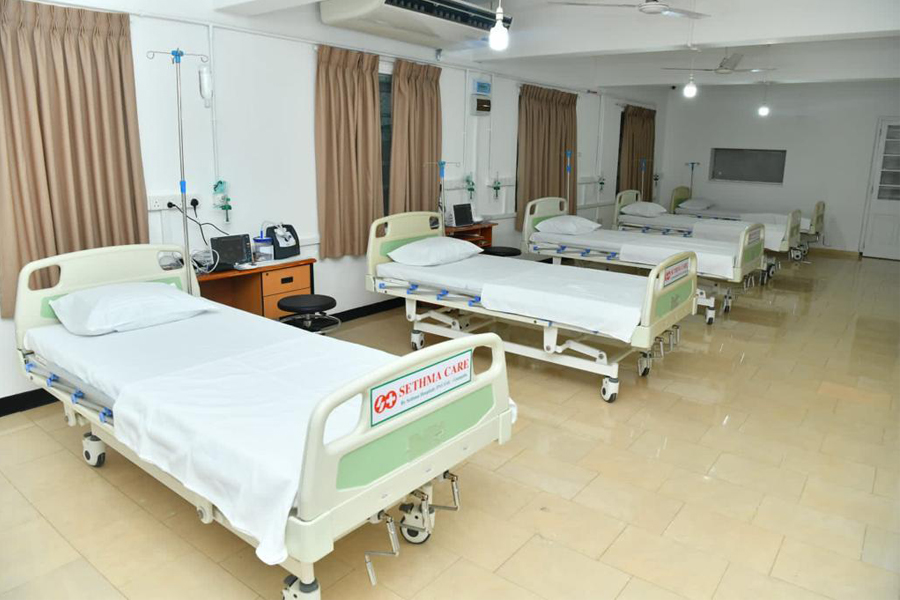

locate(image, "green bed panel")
(654, 279), (694, 319)
(379, 234), (441, 257)
(744, 242), (763, 265)
(39, 276), (185, 319)
(336, 385), (495, 490)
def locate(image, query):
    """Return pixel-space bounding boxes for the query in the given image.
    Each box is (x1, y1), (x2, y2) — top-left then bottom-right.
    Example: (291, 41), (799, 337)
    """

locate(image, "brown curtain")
(617, 105), (656, 202)
(0, 0), (148, 317)
(515, 84), (578, 230)
(388, 59), (441, 215)
(314, 45), (382, 259)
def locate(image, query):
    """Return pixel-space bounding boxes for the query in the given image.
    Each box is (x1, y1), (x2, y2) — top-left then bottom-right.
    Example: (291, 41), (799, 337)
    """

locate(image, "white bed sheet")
(25, 305), (396, 566)
(530, 230), (737, 279)
(618, 213), (785, 252)
(378, 255), (647, 342)
(676, 205), (811, 231)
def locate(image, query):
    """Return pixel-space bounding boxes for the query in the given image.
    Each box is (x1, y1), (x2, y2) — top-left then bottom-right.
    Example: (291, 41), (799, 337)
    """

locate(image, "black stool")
(482, 246), (522, 258)
(278, 294), (341, 334)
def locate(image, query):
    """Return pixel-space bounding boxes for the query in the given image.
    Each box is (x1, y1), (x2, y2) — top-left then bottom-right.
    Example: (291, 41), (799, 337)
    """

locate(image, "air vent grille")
(384, 0), (512, 32)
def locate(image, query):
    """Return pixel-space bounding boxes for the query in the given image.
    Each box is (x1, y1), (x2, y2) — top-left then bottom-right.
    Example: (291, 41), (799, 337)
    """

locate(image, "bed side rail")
(738, 223), (766, 272)
(14, 244), (196, 349)
(670, 186), (692, 212)
(641, 251), (698, 328)
(366, 212), (443, 290)
(297, 333), (509, 525)
(522, 197), (567, 251)
(786, 209), (802, 247)
(614, 190), (641, 228)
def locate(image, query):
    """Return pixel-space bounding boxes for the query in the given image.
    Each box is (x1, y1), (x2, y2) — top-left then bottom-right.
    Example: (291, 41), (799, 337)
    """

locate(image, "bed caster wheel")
(637, 354), (651, 377)
(82, 433), (106, 468)
(790, 248), (803, 261)
(283, 575), (320, 599)
(766, 264), (776, 282)
(705, 307), (715, 325)
(723, 298), (732, 313)
(410, 331), (425, 351)
(399, 502), (433, 544)
(600, 377), (619, 403)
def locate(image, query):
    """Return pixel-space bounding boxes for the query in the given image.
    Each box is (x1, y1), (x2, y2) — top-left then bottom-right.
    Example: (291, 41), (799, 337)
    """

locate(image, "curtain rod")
(35, 0), (592, 94)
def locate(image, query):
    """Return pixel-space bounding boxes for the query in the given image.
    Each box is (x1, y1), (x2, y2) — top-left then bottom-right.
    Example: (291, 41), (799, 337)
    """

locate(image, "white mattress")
(378, 255), (648, 342)
(618, 213), (785, 252)
(25, 305), (396, 566)
(530, 229), (737, 280)
(676, 204), (811, 232)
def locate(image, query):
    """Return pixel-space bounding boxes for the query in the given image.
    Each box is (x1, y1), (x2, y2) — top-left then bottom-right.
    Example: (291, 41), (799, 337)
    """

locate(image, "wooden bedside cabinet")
(197, 259), (315, 319)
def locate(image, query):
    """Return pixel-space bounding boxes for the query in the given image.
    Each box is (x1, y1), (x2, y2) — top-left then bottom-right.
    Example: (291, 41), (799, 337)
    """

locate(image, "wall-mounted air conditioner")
(320, 0), (512, 49)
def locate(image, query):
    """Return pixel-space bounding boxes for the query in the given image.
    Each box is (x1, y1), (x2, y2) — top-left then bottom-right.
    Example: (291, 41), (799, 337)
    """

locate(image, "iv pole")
(686, 161), (700, 194)
(146, 48), (209, 295)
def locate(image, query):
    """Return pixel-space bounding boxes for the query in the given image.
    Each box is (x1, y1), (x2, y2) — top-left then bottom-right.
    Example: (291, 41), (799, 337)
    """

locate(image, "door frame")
(860, 115), (900, 254)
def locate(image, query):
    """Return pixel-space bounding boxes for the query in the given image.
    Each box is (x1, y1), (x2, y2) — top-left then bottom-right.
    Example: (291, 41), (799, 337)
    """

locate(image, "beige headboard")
(670, 186), (692, 212)
(613, 190), (642, 227)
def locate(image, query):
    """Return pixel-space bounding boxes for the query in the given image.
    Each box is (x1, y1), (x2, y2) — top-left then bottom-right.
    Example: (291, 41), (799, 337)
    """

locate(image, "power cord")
(167, 200), (228, 273)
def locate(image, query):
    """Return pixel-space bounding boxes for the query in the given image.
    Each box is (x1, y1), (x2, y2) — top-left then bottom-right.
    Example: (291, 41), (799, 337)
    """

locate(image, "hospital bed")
(366, 212), (698, 403)
(614, 190), (798, 280)
(14, 244), (514, 600)
(522, 197), (765, 325)
(670, 186), (825, 258)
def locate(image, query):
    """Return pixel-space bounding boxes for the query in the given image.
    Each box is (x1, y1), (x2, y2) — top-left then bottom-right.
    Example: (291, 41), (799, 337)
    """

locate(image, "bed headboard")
(522, 197), (567, 251)
(810, 201), (826, 236)
(613, 190), (642, 227)
(366, 212), (444, 288)
(670, 186), (692, 212)
(14, 244), (197, 349)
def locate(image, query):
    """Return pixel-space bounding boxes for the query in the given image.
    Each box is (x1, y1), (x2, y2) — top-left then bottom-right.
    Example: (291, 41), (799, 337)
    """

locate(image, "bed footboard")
(737, 223), (766, 278)
(809, 201), (826, 236)
(786, 209), (802, 248)
(633, 251), (698, 348)
(670, 186), (692, 213)
(522, 197), (567, 251)
(614, 190), (642, 228)
(289, 333), (511, 562)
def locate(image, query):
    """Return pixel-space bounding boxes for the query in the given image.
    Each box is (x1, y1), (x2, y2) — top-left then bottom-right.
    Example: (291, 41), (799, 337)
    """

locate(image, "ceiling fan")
(664, 51), (775, 74)
(550, 0), (709, 19)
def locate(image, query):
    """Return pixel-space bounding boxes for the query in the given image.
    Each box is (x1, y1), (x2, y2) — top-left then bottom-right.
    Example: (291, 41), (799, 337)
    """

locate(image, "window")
(379, 73), (392, 215)
(710, 148), (786, 184)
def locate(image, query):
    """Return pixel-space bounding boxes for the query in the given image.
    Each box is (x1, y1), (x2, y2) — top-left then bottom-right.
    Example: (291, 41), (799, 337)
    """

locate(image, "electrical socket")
(148, 194), (199, 211)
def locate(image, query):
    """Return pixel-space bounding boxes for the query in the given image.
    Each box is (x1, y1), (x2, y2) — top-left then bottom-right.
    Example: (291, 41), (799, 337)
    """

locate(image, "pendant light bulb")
(489, 3), (509, 51)
(683, 75), (698, 98)
(758, 104), (770, 117)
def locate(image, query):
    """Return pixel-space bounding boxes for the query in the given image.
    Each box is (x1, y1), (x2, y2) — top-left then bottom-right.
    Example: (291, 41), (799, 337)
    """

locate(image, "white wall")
(660, 80), (900, 252)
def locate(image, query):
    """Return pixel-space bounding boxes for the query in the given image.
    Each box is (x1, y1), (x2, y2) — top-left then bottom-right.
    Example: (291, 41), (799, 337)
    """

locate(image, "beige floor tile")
(629, 430), (721, 474)
(26, 403), (69, 433)
(627, 408), (710, 443)
(578, 442), (675, 491)
(617, 578), (689, 600)
(119, 550), (256, 600)
(753, 495), (866, 558)
(0, 477), (41, 533)
(445, 463), (538, 520)
(322, 568), (404, 600)
(801, 476), (900, 532)
(3, 450), (100, 499)
(713, 564), (830, 600)
(820, 434), (898, 470)
(738, 414), (825, 452)
(497, 449), (595, 499)
(709, 453), (807, 501)
(602, 526), (728, 600)
(574, 474), (683, 534)
(0, 558), (125, 600)
(330, 518), (456, 598)
(699, 427), (788, 466)
(46, 422), (91, 455)
(413, 559), (541, 600)
(0, 425), (63, 469)
(497, 535), (629, 600)
(658, 470), (763, 522)
(509, 492), (625, 559)
(819, 381), (893, 410)
(0, 413), (33, 437)
(164, 509), (248, 563)
(0, 519), (79, 594)
(217, 546), (288, 599)
(666, 400), (748, 430)
(28, 477), (142, 540)
(69, 508), (194, 587)
(663, 504), (783, 574)
(428, 506), (532, 571)
(501, 422), (597, 464)
(874, 468), (900, 500)
(557, 412), (645, 448)
(771, 538), (899, 600)
(862, 527), (900, 574)
(781, 447), (876, 493)
(114, 469), (193, 521)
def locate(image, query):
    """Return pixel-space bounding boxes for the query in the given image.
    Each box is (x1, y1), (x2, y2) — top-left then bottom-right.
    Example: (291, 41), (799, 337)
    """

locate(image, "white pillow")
(388, 236), (482, 267)
(678, 198), (713, 210)
(534, 215), (600, 236)
(620, 202), (668, 217)
(50, 281), (214, 336)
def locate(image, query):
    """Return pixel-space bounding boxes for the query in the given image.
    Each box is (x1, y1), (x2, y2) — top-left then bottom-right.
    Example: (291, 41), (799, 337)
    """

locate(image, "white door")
(863, 119), (900, 260)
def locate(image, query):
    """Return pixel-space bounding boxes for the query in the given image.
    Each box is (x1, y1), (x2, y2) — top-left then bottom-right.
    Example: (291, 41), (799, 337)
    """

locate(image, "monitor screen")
(453, 203), (474, 226)
(210, 234), (251, 267)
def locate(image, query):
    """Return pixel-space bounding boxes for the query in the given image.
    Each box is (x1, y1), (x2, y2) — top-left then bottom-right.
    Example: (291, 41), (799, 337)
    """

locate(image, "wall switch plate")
(148, 194), (195, 211)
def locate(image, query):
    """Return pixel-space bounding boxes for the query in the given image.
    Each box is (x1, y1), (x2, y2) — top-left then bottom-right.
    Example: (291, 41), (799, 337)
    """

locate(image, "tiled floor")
(1, 253), (898, 599)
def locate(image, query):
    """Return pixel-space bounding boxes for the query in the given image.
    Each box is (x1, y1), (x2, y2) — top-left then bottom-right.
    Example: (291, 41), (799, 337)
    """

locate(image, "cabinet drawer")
(262, 265), (311, 297)
(263, 288), (311, 319)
